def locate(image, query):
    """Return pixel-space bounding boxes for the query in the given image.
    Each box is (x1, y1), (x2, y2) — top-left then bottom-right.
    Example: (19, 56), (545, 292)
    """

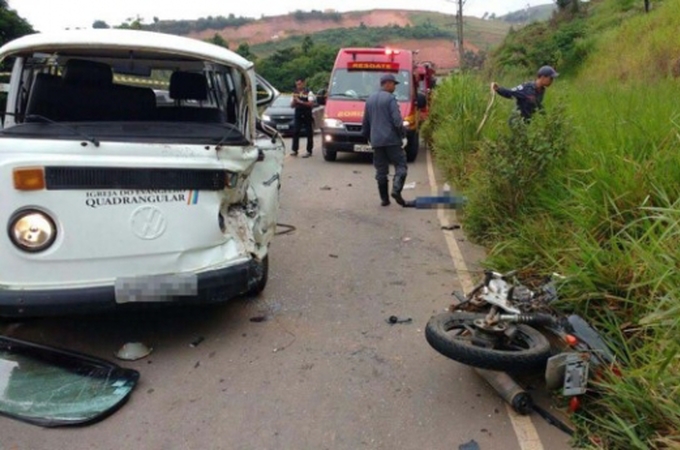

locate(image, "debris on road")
(403, 182), (416, 190)
(249, 315), (268, 323)
(329, 254), (339, 258)
(402, 237), (412, 242)
(275, 223), (297, 236)
(320, 185), (332, 191)
(459, 440), (480, 450)
(190, 336), (205, 348)
(0, 335), (139, 427)
(115, 342), (153, 361)
(441, 224), (461, 231)
(387, 315), (413, 325)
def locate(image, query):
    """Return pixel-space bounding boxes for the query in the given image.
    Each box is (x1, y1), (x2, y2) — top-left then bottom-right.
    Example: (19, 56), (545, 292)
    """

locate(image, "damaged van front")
(0, 30), (284, 317)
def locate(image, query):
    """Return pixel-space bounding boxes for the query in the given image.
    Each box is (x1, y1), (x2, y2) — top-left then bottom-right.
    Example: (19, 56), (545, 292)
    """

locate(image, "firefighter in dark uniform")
(362, 73), (412, 207)
(290, 77), (315, 158)
(492, 65), (559, 123)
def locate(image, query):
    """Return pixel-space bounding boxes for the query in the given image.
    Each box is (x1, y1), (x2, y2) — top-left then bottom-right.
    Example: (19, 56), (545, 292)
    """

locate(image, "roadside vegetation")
(424, 0), (680, 447)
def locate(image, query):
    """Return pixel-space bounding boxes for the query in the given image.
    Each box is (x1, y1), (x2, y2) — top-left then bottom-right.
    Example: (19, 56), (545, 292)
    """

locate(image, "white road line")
(424, 149), (474, 294)
(506, 405), (546, 450)
(425, 148), (545, 450)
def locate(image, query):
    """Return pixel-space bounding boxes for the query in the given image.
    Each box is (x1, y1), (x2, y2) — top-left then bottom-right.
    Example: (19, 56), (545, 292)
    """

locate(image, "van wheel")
(406, 132), (419, 163)
(322, 146), (337, 161)
(246, 255), (269, 296)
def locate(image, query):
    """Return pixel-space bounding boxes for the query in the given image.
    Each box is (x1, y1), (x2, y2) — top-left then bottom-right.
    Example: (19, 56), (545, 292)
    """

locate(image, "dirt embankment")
(190, 10), (412, 47)
(188, 9), (481, 70)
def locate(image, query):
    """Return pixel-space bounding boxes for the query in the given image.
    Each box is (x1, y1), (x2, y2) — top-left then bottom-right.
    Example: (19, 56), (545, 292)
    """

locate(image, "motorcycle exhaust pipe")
(474, 368), (533, 415)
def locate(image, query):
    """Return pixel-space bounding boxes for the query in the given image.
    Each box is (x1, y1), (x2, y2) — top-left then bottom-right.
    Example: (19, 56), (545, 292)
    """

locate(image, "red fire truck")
(414, 61), (437, 122)
(317, 47), (427, 162)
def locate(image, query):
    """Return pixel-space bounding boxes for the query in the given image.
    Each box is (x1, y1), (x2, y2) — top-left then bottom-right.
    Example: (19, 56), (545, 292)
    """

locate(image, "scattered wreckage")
(425, 270), (617, 432)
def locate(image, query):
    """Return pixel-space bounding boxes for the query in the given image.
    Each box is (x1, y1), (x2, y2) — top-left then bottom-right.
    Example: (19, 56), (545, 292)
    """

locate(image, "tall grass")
(426, 0), (680, 442)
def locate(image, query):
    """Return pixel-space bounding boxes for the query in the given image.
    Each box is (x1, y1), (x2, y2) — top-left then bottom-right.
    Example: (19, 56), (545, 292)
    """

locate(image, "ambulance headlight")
(8, 209), (57, 252)
(324, 118), (344, 129)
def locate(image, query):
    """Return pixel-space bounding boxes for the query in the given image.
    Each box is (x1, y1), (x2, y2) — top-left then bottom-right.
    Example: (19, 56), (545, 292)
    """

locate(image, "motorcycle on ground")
(425, 270), (617, 417)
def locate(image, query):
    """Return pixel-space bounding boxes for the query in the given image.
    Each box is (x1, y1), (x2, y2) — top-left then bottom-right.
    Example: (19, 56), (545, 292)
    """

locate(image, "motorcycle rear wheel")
(425, 311), (551, 372)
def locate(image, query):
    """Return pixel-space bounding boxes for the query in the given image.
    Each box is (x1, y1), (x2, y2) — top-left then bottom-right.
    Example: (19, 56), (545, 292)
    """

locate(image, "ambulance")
(318, 48), (426, 162)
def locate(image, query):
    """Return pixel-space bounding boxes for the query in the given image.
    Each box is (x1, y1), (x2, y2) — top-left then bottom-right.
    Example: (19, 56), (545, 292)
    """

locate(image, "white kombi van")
(0, 30), (284, 316)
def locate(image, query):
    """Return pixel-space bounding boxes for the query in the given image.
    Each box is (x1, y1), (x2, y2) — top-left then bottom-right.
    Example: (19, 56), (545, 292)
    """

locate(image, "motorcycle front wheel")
(425, 312), (551, 372)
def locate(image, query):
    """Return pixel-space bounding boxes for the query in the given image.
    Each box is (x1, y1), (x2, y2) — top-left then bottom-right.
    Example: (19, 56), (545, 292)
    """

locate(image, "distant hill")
(141, 9), (512, 71)
(128, 8), (556, 71)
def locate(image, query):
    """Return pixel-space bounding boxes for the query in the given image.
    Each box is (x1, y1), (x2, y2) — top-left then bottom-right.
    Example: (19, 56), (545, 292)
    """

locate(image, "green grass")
(426, 0), (680, 446)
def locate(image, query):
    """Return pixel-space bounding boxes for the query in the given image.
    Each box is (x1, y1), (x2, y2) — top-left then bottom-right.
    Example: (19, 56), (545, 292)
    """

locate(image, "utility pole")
(446, 0), (466, 70)
(457, 0), (464, 70)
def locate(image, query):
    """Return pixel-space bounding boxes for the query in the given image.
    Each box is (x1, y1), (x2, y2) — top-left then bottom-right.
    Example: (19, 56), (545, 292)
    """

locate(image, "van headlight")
(8, 209), (57, 252)
(323, 118), (344, 128)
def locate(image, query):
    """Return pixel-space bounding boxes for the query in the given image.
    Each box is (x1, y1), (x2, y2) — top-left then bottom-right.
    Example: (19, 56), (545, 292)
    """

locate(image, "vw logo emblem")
(130, 206), (167, 240)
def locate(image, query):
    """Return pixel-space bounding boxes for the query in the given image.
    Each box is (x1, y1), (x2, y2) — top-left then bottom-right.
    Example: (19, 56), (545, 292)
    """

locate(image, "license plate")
(354, 144), (373, 153)
(114, 274), (198, 304)
(276, 124), (290, 130)
(562, 353), (590, 396)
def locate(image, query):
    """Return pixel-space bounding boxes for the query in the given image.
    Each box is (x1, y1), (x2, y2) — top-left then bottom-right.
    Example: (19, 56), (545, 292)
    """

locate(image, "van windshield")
(329, 69), (411, 102)
(0, 54), (251, 146)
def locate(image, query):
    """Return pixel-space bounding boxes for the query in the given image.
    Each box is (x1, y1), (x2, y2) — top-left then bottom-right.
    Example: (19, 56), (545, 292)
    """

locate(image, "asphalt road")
(0, 135), (573, 450)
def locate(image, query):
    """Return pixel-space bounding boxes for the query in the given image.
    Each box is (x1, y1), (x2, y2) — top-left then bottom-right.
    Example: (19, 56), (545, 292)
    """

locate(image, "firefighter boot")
(378, 181), (391, 206)
(391, 174), (407, 207)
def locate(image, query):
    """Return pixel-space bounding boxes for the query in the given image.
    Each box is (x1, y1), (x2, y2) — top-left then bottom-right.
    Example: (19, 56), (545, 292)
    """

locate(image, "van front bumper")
(0, 260), (257, 318)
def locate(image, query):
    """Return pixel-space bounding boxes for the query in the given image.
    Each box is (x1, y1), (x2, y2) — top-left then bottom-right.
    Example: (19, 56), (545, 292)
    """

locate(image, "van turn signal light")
(13, 167), (45, 190)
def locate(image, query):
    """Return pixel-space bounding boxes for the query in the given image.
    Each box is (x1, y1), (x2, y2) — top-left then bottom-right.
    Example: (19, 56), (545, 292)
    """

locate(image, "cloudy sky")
(9, 0), (550, 32)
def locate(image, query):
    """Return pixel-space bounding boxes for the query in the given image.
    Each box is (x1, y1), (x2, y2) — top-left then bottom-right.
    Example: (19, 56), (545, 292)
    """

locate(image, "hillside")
(182, 9), (512, 71)
(425, 0), (680, 447)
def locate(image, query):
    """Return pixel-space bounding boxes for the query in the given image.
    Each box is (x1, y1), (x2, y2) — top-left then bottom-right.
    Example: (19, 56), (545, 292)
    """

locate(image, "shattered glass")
(0, 336), (139, 427)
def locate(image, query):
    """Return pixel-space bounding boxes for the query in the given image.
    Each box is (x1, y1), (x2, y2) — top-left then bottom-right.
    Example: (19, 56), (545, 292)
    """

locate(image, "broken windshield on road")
(0, 335), (139, 427)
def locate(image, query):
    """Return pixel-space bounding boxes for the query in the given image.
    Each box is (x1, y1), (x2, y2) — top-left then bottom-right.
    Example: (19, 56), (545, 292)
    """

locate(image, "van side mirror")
(416, 92), (427, 110)
(316, 88), (327, 106)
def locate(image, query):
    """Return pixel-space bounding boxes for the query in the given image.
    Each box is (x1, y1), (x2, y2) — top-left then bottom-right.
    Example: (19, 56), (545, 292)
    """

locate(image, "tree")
(556, 0), (579, 13)
(207, 33), (229, 49)
(117, 16), (144, 30)
(236, 43), (255, 60)
(92, 20), (110, 29)
(0, 0), (34, 46)
(302, 36), (314, 54)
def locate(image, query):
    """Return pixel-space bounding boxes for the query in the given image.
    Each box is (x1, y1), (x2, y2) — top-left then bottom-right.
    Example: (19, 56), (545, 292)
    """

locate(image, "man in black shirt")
(492, 65), (558, 123)
(290, 77), (315, 158)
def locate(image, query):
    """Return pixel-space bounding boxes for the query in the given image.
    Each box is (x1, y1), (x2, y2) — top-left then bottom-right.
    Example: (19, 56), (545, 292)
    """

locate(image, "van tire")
(406, 132), (419, 163)
(246, 255), (269, 296)
(322, 146), (337, 161)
